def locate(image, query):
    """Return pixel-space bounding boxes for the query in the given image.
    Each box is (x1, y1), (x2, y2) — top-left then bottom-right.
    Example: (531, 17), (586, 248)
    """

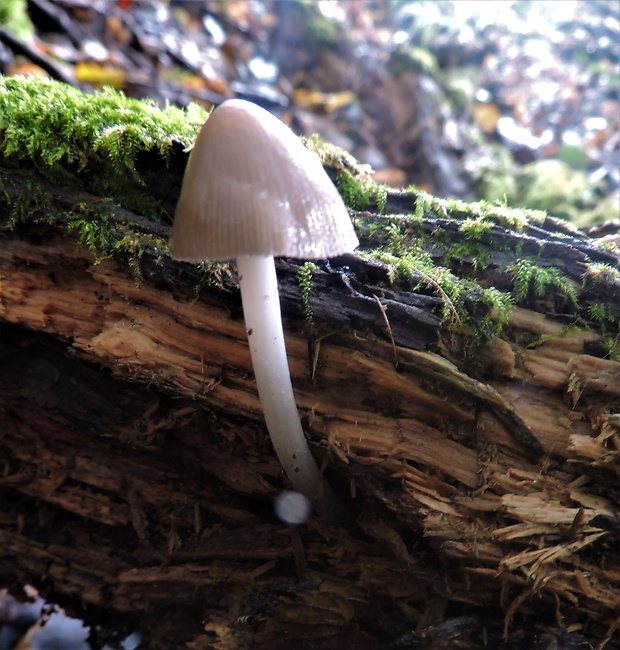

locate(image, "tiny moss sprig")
(362, 248), (513, 342)
(67, 207), (115, 264)
(0, 175), (59, 232)
(587, 303), (616, 331)
(508, 259), (578, 307)
(335, 171), (388, 213)
(459, 216), (494, 241)
(303, 134), (387, 213)
(583, 262), (620, 289)
(297, 261), (319, 335)
(444, 216), (495, 270)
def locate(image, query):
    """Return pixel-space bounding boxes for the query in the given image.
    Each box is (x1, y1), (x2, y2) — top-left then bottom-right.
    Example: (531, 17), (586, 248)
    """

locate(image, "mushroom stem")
(236, 254), (347, 524)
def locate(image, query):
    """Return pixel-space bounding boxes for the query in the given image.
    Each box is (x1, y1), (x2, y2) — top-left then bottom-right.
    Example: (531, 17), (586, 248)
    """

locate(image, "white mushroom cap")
(171, 99), (358, 261)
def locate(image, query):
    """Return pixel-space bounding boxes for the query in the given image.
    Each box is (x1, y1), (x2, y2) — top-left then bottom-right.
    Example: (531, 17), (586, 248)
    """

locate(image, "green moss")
(0, 77), (206, 169)
(395, 189), (544, 235)
(0, 173), (58, 231)
(0, 75), (207, 218)
(67, 206), (115, 264)
(343, 181), (617, 354)
(65, 199), (172, 284)
(449, 217), (495, 270)
(583, 262), (620, 288)
(0, 169), (172, 285)
(476, 201), (533, 231)
(362, 247), (513, 342)
(65, 205), (169, 285)
(195, 261), (234, 294)
(304, 135), (387, 213)
(335, 171), (387, 213)
(0, 76), (210, 284)
(297, 262), (319, 335)
(414, 192), (431, 219)
(587, 303), (616, 330)
(360, 205), (509, 335)
(460, 217), (493, 239)
(582, 264), (620, 342)
(508, 259), (578, 307)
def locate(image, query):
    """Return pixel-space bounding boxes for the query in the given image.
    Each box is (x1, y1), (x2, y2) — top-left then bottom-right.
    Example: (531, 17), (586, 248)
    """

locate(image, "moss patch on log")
(0, 75), (618, 357)
(0, 76), (205, 211)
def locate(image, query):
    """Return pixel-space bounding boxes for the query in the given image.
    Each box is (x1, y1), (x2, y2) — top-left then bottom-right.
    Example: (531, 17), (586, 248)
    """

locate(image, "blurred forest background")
(0, 0), (618, 230)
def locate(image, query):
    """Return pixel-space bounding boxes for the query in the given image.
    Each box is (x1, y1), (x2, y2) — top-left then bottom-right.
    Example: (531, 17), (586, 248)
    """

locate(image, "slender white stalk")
(236, 254), (347, 524)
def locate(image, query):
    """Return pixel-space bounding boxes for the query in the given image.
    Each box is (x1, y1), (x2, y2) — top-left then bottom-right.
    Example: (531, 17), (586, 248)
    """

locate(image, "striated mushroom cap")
(171, 99), (358, 261)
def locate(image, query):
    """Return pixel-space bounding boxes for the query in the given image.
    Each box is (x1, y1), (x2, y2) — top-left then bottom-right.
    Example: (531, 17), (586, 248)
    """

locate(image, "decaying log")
(0, 77), (619, 649)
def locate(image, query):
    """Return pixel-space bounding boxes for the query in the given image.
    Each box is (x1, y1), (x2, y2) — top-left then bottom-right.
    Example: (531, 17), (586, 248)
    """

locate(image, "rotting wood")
(1, 217), (618, 648)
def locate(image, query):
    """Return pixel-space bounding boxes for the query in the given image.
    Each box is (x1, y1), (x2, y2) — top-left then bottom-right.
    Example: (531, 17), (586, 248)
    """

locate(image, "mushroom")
(171, 99), (358, 523)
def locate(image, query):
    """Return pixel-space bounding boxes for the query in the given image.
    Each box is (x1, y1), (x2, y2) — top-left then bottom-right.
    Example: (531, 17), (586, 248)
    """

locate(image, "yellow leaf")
(75, 62), (126, 89)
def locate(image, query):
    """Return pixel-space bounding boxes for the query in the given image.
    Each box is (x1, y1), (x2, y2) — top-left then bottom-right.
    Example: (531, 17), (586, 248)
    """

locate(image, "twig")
(372, 294), (398, 369)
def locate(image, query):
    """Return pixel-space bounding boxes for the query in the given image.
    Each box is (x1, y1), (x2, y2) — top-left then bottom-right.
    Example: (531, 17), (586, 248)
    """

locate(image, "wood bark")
(0, 164), (619, 649)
